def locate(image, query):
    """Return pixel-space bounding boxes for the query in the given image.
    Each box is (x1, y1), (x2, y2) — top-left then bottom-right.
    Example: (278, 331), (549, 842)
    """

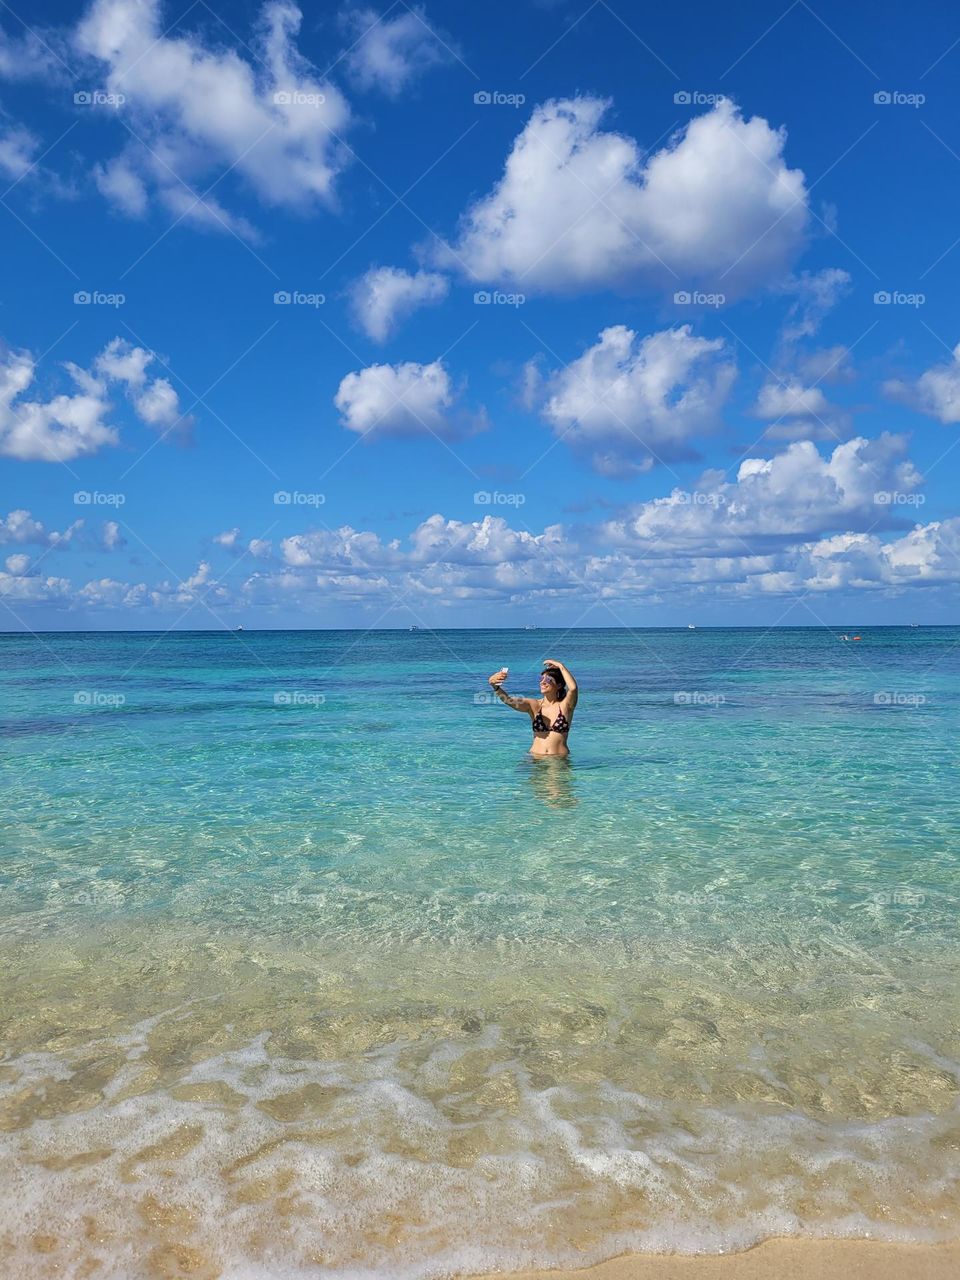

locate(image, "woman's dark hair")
(541, 666), (567, 699)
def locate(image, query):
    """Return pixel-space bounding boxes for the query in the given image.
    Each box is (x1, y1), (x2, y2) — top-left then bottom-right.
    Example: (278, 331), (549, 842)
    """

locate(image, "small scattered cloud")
(748, 271), (856, 443)
(95, 338), (194, 438)
(334, 357), (486, 438)
(133, 377), (188, 435)
(73, 559), (226, 610)
(102, 520), (125, 550)
(795, 344), (855, 386)
(750, 377), (852, 442)
(778, 268), (851, 345)
(0, 119), (39, 183)
(349, 266), (449, 342)
(0, 509), (82, 546)
(884, 343), (960, 423)
(92, 156), (148, 218)
(0, 344), (119, 462)
(0, 335), (194, 461)
(0, 107), (75, 198)
(342, 5), (452, 97)
(0, 27), (63, 81)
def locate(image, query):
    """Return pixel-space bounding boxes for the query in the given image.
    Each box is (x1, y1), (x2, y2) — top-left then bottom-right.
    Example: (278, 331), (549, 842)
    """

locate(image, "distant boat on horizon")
(687, 624), (696, 630)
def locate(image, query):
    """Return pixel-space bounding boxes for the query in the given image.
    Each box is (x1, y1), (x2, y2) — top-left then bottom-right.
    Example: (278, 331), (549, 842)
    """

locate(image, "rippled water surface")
(1, 627), (959, 1278)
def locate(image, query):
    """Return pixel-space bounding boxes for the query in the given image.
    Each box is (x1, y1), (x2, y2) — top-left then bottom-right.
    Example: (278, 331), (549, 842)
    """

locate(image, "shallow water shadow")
(524, 755), (578, 809)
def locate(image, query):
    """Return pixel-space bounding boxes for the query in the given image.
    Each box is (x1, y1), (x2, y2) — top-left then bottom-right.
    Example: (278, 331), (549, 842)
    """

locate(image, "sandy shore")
(477, 1240), (960, 1280)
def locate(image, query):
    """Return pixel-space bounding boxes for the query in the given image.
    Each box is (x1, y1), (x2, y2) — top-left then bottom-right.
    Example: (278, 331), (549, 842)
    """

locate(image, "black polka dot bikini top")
(532, 700), (570, 734)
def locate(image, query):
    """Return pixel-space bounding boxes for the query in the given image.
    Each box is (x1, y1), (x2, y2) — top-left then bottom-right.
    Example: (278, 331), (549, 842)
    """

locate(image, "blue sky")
(2, 0), (960, 628)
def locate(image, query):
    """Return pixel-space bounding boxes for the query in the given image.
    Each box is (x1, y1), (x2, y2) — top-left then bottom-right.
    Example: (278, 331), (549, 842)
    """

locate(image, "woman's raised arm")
(542, 658), (578, 695)
(488, 670), (536, 716)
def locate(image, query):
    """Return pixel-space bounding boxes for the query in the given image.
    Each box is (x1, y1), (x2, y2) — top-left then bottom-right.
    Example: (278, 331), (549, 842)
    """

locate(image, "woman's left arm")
(543, 658), (578, 702)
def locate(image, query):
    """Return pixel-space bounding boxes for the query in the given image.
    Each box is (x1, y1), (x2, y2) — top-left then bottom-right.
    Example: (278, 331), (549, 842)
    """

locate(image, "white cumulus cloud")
(74, 0), (351, 233)
(133, 377), (184, 431)
(93, 339), (153, 386)
(11, 486), (960, 616)
(0, 570), (72, 602)
(438, 97), (809, 297)
(0, 345), (118, 462)
(601, 434), (923, 558)
(0, 509), (82, 545)
(533, 324), (736, 474)
(95, 338), (192, 435)
(334, 357), (484, 438)
(0, 336), (194, 461)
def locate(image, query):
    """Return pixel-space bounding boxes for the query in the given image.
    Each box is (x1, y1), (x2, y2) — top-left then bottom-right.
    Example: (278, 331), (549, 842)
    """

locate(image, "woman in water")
(488, 659), (578, 757)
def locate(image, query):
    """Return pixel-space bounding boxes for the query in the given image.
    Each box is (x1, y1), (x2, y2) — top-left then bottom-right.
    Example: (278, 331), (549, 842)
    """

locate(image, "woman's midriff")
(529, 737), (570, 757)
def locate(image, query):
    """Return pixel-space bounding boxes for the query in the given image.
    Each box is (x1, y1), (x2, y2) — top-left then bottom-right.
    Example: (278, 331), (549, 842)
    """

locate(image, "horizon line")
(1, 623), (955, 636)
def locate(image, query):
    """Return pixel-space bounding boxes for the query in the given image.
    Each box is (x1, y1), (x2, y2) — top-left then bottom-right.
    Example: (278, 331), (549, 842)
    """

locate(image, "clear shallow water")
(0, 627), (959, 1278)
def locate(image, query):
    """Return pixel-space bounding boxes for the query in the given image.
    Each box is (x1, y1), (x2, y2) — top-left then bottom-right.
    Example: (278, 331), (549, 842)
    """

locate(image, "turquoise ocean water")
(1, 627), (959, 1277)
